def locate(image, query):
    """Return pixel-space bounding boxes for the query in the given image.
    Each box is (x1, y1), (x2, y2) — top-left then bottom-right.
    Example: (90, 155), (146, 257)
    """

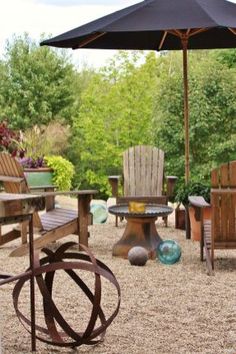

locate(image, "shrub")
(45, 155), (75, 191)
(175, 181), (210, 206)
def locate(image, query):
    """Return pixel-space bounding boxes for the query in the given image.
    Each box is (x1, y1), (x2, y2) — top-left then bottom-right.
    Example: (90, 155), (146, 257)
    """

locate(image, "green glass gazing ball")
(157, 240), (181, 265)
(90, 204), (108, 224)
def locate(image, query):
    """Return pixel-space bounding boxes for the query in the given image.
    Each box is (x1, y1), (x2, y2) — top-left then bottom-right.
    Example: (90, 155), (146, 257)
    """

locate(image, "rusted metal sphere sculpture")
(13, 242), (121, 348)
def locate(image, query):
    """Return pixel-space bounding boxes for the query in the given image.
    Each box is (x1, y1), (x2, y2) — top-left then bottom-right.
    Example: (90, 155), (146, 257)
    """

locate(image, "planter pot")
(189, 206), (211, 242)
(24, 168), (53, 187)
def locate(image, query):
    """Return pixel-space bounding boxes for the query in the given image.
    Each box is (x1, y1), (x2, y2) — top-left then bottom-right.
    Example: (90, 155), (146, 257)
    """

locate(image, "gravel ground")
(0, 197), (236, 354)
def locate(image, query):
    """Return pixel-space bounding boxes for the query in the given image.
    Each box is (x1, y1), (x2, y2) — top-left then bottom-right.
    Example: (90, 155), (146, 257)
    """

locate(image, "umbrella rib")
(158, 29), (189, 50)
(228, 28), (236, 35)
(158, 31), (168, 50)
(161, 28), (211, 48)
(75, 32), (106, 49)
(166, 29), (181, 38)
(189, 28), (209, 37)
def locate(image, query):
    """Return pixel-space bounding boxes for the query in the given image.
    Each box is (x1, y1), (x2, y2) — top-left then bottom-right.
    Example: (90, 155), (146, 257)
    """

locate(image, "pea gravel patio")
(0, 197), (236, 354)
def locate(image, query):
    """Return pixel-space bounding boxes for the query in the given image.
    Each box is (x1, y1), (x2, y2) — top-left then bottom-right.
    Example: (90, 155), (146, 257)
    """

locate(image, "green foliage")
(0, 34), (76, 129)
(213, 49), (236, 68)
(175, 181), (210, 206)
(67, 49), (236, 195)
(45, 155), (75, 191)
(154, 50), (236, 180)
(69, 51), (158, 197)
(1, 32), (235, 196)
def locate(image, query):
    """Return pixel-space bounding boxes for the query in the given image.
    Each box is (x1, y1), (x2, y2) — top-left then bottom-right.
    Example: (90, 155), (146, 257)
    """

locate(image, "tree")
(0, 34), (76, 129)
(213, 48), (236, 68)
(69, 51), (159, 196)
(154, 50), (236, 181)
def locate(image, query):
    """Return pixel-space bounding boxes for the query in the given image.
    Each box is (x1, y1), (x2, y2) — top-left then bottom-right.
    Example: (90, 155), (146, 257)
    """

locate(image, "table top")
(108, 204), (173, 218)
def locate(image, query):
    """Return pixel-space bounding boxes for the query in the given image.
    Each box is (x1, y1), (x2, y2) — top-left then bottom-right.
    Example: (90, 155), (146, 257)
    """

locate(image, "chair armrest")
(0, 175), (24, 183)
(166, 176), (178, 198)
(33, 189), (97, 198)
(30, 185), (57, 211)
(188, 196), (210, 208)
(29, 185), (56, 191)
(108, 176), (121, 198)
(188, 196), (211, 223)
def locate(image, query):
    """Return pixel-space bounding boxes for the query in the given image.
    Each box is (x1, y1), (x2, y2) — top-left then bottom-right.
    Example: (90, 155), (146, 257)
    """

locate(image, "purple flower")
(17, 156), (46, 168)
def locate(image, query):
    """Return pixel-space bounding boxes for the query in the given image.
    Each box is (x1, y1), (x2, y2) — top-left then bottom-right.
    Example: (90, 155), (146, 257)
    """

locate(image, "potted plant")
(14, 124), (73, 190)
(175, 181), (210, 240)
(11, 125), (52, 187)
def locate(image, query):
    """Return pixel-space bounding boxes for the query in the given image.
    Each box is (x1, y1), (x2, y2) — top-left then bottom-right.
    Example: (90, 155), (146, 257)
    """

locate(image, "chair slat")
(135, 145), (142, 196)
(145, 146), (152, 196)
(157, 149), (164, 196)
(211, 168), (219, 188)
(229, 161), (236, 187)
(220, 163), (230, 187)
(128, 147), (135, 196)
(123, 149), (129, 196)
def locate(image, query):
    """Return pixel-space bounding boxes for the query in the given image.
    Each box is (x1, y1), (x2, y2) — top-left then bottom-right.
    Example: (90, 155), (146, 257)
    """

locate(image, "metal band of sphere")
(12, 242), (121, 348)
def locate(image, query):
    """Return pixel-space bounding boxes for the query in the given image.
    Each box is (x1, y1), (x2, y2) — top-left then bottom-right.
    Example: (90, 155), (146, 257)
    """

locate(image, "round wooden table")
(108, 204), (173, 259)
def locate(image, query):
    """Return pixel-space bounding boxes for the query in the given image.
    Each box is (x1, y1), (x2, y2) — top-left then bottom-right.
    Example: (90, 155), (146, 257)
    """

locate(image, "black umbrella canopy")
(41, 0), (236, 50)
(41, 0), (236, 182)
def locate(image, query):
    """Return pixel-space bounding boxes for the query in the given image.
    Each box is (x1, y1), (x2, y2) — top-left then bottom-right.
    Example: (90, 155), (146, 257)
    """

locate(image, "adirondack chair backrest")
(211, 161), (236, 246)
(0, 152), (42, 228)
(123, 145), (164, 197)
(0, 152), (29, 193)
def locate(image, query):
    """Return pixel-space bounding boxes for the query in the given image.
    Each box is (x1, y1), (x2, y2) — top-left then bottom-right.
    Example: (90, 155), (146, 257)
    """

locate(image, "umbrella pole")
(182, 39), (190, 183)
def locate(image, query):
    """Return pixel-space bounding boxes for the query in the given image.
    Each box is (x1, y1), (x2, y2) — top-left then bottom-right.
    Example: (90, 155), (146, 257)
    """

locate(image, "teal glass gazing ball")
(157, 240), (181, 265)
(90, 204), (108, 224)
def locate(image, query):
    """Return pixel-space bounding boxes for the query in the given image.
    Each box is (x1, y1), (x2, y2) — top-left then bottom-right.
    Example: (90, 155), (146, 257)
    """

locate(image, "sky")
(1, 0), (236, 69)
(1, 0), (140, 68)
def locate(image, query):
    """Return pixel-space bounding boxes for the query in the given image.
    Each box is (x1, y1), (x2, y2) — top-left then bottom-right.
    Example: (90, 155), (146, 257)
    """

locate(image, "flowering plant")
(0, 121), (46, 168)
(0, 121), (19, 153)
(13, 126), (49, 168)
(0, 122), (71, 170)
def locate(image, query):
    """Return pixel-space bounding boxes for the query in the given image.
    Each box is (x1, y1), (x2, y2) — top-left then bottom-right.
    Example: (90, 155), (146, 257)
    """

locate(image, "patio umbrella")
(41, 0), (236, 182)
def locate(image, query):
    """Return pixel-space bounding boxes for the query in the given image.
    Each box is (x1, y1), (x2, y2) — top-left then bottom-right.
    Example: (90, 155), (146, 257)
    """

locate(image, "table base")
(112, 216), (162, 259)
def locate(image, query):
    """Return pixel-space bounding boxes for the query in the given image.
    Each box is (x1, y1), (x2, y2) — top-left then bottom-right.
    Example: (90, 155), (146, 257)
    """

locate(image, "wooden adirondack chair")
(0, 152), (97, 257)
(189, 161), (236, 275)
(108, 145), (177, 226)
